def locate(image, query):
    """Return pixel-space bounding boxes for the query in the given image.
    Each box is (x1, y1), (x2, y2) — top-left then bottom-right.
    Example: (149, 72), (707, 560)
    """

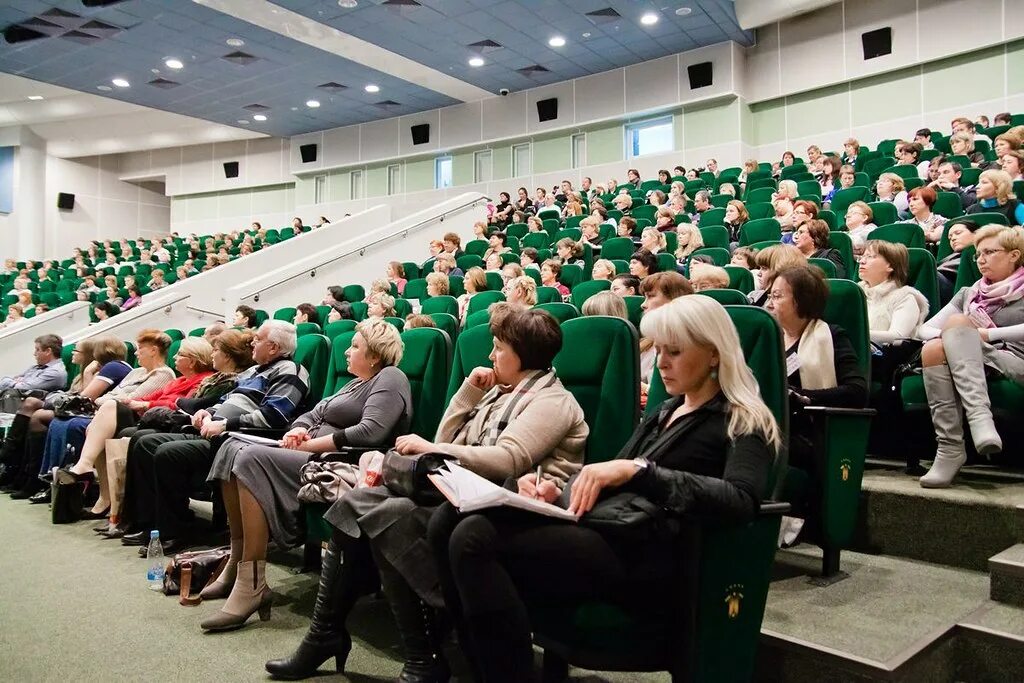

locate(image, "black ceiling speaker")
(687, 61), (713, 89)
(862, 27), (892, 60)
(299, 143), (318, 163)
(223, 161), (239, 179)
(411, 123), (430, 145)
(57, 192), (75, 210)
(536, 98), (558, 122)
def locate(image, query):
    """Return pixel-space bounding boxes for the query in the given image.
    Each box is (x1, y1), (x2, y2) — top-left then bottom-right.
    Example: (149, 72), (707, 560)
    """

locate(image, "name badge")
(786, 352), (801, 377)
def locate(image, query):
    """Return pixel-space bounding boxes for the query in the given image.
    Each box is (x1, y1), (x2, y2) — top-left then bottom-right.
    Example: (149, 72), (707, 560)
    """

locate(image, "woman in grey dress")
(200, 319), (411, 632)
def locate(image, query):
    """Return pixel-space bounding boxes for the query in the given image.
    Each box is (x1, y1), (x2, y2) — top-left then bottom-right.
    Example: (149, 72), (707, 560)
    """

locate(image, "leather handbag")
(381, 450), (453, 505)
(51, 394), (97, 420)
(162, 546), (231, 606)
(576, 491), (673, 541)
(51, 469), (90, 525)
(297, 459), (361, 504)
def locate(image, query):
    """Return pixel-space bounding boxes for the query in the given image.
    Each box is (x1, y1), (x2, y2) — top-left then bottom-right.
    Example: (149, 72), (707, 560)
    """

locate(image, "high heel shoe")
(200, 560), (272, 632)
(81, 506), (111, 520)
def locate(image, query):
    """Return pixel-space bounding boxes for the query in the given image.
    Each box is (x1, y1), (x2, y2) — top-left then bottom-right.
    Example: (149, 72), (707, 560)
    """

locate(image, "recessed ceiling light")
(97, 85), (112, 91)
(226, 38), (244, 47)
(253, 114), (267, 121)
(548, 36), (565, 47)
(675, 7), (692, 16)
(112, 78), (130, 88)
(306, 99), (320, 108)
(582, 32), (591, 38)
(640, 12), (659, 25)
(364, 84), (380, 93)
(338, 0), (358, 7)
(237, 119), (250, 124)
(468, 57), (484, 67)
(165, 58), (184, 69)
(27, 95), (44, 101)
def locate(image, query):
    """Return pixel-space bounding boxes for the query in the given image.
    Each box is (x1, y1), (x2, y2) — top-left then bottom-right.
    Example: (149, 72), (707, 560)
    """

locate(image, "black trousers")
(427, 504), (639, 683)
(123, 432), (212, 538)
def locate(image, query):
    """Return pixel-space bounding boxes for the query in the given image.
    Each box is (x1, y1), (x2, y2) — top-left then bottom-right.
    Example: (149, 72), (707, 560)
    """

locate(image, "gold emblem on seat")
(725, 584), (744, 618)
(840, 459), (852, 481)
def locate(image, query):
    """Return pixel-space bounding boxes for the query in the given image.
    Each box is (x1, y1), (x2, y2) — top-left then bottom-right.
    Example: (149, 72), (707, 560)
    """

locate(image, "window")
(474, 150), (492, 183)
(387, 164), (401, 195)
(625, 116), (674, 159)
(435, 156), (453, 189)
(512, 143), (531, 177)
(571, 133), (586, 169)
(350, 170), (364, 200)
(314, 174), (327, 204)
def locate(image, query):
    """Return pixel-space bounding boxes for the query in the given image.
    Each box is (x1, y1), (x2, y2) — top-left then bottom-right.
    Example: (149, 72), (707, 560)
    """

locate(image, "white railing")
(0, 302), (91, 377)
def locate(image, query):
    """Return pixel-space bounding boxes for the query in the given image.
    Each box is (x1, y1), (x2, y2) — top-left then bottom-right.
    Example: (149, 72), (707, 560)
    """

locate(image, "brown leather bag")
(161, 547), (230, 606)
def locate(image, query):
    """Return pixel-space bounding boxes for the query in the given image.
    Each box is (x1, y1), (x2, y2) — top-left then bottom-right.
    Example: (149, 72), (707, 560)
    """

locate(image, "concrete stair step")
(989, 543), (1024, 607)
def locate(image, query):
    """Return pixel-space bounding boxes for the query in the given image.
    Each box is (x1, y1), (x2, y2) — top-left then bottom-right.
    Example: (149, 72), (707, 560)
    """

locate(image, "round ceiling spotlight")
(164, 58), (184, 69)
(253, 114), (267, 121)
(237, 119), (250, 124)
(364, 84), (380, 93)
(675, 7), (692, 16)
(306, 100), (320, 108)
(338, 0), (358, 7)
(468, 57), (484, 67)
(111, 78), (130, 88)
(640, 12), (659, 25)
(548, 36), (565, 47)
(97, 85), (112, 91)
(226, 38), (245, 47)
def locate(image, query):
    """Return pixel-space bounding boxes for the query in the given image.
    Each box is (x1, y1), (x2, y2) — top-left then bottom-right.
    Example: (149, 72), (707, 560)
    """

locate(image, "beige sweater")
(434, 377), (588, 488)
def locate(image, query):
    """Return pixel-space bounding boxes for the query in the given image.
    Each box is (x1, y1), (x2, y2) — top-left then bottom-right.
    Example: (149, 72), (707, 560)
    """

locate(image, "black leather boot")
(373, 547), (450, 683)
(0, 413), (30, 490)
(265, 533), (378, 680)
(10, 432), (46, 499)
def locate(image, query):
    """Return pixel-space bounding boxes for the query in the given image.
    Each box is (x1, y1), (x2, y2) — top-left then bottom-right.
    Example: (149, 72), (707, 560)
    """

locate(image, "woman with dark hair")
(793, 219), (846, 278)
(93, 300), (119, 321)
(266, 304), (588, 680)
(293, 303), (320, 326)
(937, 220), (982, 303)
(514, 186), (532, 214)
(489, 192), (514, 228)
(628, 249), (659, 279)
(234, 305), (259, 329)
(427, 296), (781, 683)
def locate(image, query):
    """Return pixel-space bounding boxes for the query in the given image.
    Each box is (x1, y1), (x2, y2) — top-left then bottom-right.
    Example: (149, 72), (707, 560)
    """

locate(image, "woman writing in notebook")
(428, 295), (781, 683)
(266, 304), (588, 682)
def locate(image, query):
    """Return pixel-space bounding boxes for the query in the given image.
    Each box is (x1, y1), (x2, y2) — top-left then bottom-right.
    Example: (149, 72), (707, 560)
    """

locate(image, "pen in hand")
(534, 466), (542, 499)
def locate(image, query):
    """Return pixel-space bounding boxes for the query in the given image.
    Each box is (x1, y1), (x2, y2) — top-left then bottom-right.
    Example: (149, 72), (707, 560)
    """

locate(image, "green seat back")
(697, 288), (748, 306)
(570, 279), (610, 310)
(296, 322), (322, 337)
(445, 323), (494, 404)
(746, 202), (775, 220)
(324, 319), (358, 342)
(464, 309), (490, 329)
(188, 326), (205, 337)
(349, 302), (368, 321)
(448, 276), (465, 298)
(879, 165), (918, 181)
(273, 307), (297, 322)
(397, 328), (452, 439)
(553, 228), (583, 244)
(324, 331), (357, 396)
(522, 232), (551, 250)
(907, 248), (940, 316)
(808, 258), (837, 278)
(534, 302), (579, 324)
(467, 290), (505, 317)
(797, 180), (822, 198)
(690, 247), (730, 267)
(822, 280), (871, 379)
(698, 226), (730, 249)
(553, 317), (640, 463)
(484, 271), (504, 292)
(819, 209), (839, 230)
(464, 239), (488, 257)
(428, 312), (458, 343)
(342, 284), (365, 303)
(393, 298), (413, 319)
(623, 295), (643, 329)
(294, 334), (330, 405)
(745, 187), (775, 204)
(739, 218), (781, 246)
(167, 340), (183, 376)
(600, 237), (634, 261)
(401, 262), (421, 281)
(457, 255), (484, 272)
(630, 205), (657, 224)
(954, 245), (982, 291)
(700, 208), (726, 227)
(420, 295), (459, 317)
(253, 309), (269, 327)
(655, 253), (676, 273)
(163, 329), (184, 342)
(710, 194), (731, 209)
(865, 201), (898, 227)
(932, 192), (963, 222)
(403, 279), (429, 300)
(829, 187), (869, 216)
(724, 266), (755, 294)
(827, 231), (856, 280)
(536, 286), (562, 304)
(61, 343), (79, 389)
(868, 223), (925, 249)
(560, 264), (585, 290)
(506, 224), (528, 240)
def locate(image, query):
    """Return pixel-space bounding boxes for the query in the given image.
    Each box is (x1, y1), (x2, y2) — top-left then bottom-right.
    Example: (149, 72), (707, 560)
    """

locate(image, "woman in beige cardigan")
(266, 303), (588, 682)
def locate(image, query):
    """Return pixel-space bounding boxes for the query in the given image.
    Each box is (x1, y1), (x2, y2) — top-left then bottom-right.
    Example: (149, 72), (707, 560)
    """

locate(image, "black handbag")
(573, 489), (673, 541)
(51, 469), (91, 525)
(137, 407), (191, 432)
(381, 450), (453, 505)
(51, 394), (97, 420)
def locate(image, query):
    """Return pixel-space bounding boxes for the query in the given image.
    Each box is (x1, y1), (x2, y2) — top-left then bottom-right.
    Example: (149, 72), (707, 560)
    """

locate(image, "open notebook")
(226, 432), (282, 447)
(428, 462), (578, 521)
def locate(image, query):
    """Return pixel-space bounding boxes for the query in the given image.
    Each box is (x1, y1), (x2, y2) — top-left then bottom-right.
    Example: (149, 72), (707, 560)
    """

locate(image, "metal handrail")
(243, 194), (488, 302)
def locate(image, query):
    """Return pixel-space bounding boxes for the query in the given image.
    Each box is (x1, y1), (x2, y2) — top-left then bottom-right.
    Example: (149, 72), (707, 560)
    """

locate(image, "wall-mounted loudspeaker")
(687, 62), (713, 89)
(411, 124), (430, 145)
(862, 27), (892, 60)
(57, 192), (75, 210)
(536, 98), (558, 122)
(299, 143), (318, 163)
(223, 161), (239, 179)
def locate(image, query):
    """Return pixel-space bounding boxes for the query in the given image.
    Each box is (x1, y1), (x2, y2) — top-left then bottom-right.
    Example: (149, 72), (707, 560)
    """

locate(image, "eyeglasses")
(975, 248), (1007, 262)
(765, 292), (788, 302)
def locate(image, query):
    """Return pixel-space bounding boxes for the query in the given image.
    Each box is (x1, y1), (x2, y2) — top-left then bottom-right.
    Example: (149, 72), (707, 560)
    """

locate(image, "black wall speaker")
(56, 193), (75, 210)
(223, 161), (239, 179)
(862, 27), (892, 60)
(411, 124), (430, 145)
(299, 143), (318, 163)
(687, 62), (714, 89)
(536, 98), (558, 122)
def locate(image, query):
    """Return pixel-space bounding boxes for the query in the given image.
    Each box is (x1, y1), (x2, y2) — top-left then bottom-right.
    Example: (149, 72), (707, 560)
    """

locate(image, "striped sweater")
(211, 356), (309, 430)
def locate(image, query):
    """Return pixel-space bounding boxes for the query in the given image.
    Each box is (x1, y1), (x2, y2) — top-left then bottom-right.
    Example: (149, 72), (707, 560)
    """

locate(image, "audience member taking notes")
(428, 462), (579, 520)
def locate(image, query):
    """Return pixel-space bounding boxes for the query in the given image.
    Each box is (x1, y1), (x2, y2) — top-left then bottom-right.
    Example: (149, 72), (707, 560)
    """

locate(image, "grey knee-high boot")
(942, 326), (1002, 456)
(920, 365), (967, 488)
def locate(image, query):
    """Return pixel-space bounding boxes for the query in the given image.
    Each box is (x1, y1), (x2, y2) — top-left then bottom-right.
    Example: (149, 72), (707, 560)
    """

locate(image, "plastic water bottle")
(146, 530), (165, 591)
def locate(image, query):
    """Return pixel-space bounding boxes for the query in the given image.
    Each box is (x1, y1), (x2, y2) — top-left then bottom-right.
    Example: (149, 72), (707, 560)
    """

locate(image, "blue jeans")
(38, 417), (90, 474)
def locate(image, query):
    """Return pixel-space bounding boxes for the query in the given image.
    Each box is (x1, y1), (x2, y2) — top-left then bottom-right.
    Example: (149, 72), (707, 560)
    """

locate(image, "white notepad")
(428, 462), (579, 521)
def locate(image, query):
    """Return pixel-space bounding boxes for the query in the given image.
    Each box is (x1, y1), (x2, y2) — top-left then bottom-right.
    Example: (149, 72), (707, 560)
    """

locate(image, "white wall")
(0, 302), (91, 377)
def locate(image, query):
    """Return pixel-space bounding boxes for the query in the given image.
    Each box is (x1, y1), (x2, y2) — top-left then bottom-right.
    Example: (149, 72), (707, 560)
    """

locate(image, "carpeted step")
(989, 544), (1024, 607)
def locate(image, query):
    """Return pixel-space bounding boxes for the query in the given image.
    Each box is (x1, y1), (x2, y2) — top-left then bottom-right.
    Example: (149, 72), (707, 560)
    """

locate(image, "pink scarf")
(965, 267), (1024, 328)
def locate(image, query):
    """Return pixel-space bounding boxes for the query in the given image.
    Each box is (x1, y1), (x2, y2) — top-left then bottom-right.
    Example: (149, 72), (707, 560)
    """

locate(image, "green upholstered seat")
(600, 237), (635, 261)
(323, 319), (357, 343)
(696, 288), (748, 306)
(868, 223), (925, 248)
(295, 322), (322, 337)
(273, 307), (296, 322)
(420, 295), (459, 317)
(323, 331), (357, 397)
(570, 279), (610, 309)
(397, 327), (451, 439)
(690, 247), (730, 267)
(341, 284), (365, 303)
(534, 302), (579, 324)
(467, 290), (505, 317)
(699, 226), (730, 249)
(445, 323), (494, 404)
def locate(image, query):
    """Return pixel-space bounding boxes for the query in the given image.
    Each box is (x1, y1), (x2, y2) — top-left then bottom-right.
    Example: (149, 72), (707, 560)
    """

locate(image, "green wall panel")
(586, 123), (624, 165)
(405, 158), (435, 192)
(366, 166), (388, 197)
(328, 171), (350, 202)
(1003, 40), (1024, 101)
(683, 99), (739, 149)
(533, 136), (571, 174)
(850, 67), (922, 127)
(786, 84), (850, 136)
(492, 146), (511, 181)
(739, 100), (754, 145)
(453, 151), (474, 186)
(750, 101), (786, 145)
(922, 45), (1004, 111)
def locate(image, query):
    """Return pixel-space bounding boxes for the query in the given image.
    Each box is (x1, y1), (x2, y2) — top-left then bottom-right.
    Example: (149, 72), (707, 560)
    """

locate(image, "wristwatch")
(632, 457), (650, 470)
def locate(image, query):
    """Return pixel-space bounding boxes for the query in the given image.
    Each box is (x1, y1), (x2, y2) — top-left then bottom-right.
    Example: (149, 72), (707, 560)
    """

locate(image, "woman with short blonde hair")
(505, 275), (537, 307)
(581, 290), (627, 318)
(967, 169), (1024, 224)
(425, 272), (449, 297)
